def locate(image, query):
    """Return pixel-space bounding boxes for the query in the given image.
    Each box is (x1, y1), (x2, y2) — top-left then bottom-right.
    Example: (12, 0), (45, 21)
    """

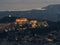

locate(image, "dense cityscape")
(0, 15), (59, 45)
(0, 4), (60, 45)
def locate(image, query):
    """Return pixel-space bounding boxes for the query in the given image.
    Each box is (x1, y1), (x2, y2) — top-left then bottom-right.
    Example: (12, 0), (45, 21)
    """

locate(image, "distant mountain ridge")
(0, 4), (60, 22)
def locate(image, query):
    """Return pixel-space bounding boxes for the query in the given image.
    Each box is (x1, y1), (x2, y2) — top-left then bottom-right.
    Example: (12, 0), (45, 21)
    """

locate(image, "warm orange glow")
(32, 24), (37, 28)
(16, 18), (28, 23)
(30, 20), (38, 24)
(30, 20), (38, 28)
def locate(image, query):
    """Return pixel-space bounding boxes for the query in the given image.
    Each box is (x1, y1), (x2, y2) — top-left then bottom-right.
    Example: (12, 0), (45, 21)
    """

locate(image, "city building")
(16, 17), (28, 24)
(42, 21), (48, 27)
(30, 20), (38, 28)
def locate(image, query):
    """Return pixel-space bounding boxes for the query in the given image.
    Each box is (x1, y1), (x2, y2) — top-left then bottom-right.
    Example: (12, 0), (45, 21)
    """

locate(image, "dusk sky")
(0, 0), (60, 11)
